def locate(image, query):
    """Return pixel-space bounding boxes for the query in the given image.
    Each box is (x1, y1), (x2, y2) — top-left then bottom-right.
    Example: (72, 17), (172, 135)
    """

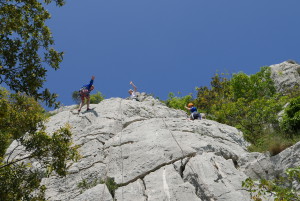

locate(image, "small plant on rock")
(100, 177), (118, 198)
(242, 166), (300, 201)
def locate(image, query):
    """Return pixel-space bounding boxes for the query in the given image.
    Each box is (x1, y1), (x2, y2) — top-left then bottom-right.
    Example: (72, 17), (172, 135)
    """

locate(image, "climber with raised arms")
(78, 75), (95, 112)
(185, 102), (201, 120)
(128, 81), (138, 101)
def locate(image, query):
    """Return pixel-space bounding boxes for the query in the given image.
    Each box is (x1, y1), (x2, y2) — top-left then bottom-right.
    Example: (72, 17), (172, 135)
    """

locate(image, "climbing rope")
(119, 98), (125, 200)
(100, 98), (125, 201)
(101, 99), (205, 200)
(151, 104), (206, 198)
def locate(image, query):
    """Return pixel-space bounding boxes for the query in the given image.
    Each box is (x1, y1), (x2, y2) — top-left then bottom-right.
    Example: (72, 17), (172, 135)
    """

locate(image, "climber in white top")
(128, 81), (138, 100)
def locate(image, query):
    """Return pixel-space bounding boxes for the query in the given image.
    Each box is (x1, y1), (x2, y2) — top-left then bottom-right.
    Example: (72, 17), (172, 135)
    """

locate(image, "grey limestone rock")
(239, 141), (300, 180)
(72, 184), (113, 201)
(270, 61), (300, 93)
(6, 95), (300, 200)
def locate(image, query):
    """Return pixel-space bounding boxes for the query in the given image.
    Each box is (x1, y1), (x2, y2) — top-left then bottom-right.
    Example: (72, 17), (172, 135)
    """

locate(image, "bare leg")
(78, 98), (85, 111)
(86, 96), (90, 110)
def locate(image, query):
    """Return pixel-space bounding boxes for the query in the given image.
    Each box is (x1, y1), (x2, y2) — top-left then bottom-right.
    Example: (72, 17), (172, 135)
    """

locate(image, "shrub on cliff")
(281, 96), (300, 135)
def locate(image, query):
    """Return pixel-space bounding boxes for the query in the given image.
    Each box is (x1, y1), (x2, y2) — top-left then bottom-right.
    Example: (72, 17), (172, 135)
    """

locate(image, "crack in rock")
(122, 118), (147, 129)
(76, 132), (112, 142)
(103, 141), (136, 150)
(141, 178), (149, 201)
(118, 152), (196, 187)
(75, 138), (105, 147)
(81, 116), (92, 124)
(76, 160), (105, 172)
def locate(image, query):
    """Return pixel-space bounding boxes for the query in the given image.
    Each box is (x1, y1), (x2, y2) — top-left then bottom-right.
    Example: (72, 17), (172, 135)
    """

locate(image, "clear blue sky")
(44, 0), (300, 106)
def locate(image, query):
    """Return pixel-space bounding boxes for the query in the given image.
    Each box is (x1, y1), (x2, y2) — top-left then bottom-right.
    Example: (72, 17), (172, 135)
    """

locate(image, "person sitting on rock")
(128, 81), (138, 101)
(78, 76), (95, 112)
(185, 103), (201, 120)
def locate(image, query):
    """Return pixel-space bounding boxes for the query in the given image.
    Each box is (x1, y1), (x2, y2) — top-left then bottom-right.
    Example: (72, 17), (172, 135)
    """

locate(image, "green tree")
(0, 87), (79, 200)
(90, 91), (105, 104)
(281, 96), (300, 134)
(72, 90), (80, 104)
(72, 91), (105, 105)
(196, 73), (231, 116)
(212, 97), (285, 145)
(165, 92), (193, 111)
(230, 67), (276, 101)
(195, 67), (296, 152)
(0, 1), (80, 199)
(0, 0), (65, 107)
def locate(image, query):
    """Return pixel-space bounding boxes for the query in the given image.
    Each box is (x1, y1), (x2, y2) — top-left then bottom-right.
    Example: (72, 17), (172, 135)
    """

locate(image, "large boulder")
(270, 61), (300, 93)
(6, 96), (300, 200)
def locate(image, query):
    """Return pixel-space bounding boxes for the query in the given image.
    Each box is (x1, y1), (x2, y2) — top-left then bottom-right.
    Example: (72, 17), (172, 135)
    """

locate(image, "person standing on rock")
(78, 76), (95, 112)
(128, 81), (138, 101)
(185, 103), (201, 120)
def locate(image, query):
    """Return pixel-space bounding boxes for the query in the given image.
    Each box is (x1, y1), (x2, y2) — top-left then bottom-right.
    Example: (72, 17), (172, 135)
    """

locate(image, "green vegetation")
(72, 91), (105, 104)
(77, 178), (100, 193)
(100, 177), (118, 198)
(0, 0), (65, 108)
(0, 88), (79, 200)
(90, 91), (105, 104)
(196, 67), (300, 153)
(281, 96), (300, 135)
(78, 177), (118, 198)
(72, 91), (81, 104)
(0, 0), (81, 200)
(166, 67), (300, 154)
(164, 92), (193, 111)
(164, 67), (300, 200)
(242, 167), (300, 201)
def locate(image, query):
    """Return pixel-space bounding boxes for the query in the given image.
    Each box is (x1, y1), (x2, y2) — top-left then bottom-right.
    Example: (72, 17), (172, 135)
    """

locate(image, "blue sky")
(44, 0), (300, 106)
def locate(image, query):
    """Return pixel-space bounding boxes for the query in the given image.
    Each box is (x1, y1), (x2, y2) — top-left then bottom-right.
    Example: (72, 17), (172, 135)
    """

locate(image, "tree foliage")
(0, 87), (79, 200)
(164, 92), (193, 111)
(72, 90), (80, 104)
(195, 73), (231, 115)
(193, 67), (298, 151)
(0, 0), (65, 107)
(230, 67), (276, 101)
(90, 91), (105, 104)
(281, 96), (300, 134)
(212, 96), (285, 144)
(0, 164), (46, 201)
(72, 91), (105, 105)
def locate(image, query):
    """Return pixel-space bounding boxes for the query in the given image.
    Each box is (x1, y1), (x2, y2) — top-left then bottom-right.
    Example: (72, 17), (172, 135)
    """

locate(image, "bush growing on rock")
(194, 67), (296, 153)
(242, 166), (300, 201)
(90, 91), (105, 104)
(281, 96), (300, 135)
(72, 91), (105, 104)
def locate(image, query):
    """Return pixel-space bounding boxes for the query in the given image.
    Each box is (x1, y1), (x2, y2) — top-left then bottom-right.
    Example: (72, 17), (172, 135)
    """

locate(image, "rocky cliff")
(25, 95), (298, 201)
(6, 61), (300, 201)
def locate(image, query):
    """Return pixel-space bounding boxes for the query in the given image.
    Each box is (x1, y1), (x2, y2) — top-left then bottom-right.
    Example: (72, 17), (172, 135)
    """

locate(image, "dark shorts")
(79, 89), (90, 100)
(191, 112), (201, 120)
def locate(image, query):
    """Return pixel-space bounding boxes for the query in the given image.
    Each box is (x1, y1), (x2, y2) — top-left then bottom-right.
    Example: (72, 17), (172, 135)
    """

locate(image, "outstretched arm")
(130, 81), (137, 92)
(87, 76), (95, 89)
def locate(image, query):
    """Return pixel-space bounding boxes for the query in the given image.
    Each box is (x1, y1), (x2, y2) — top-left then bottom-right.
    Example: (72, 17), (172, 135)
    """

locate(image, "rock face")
(7, 96), (300, 200)
(270, 61), (300, 93)
(239, 141), (300, 181)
